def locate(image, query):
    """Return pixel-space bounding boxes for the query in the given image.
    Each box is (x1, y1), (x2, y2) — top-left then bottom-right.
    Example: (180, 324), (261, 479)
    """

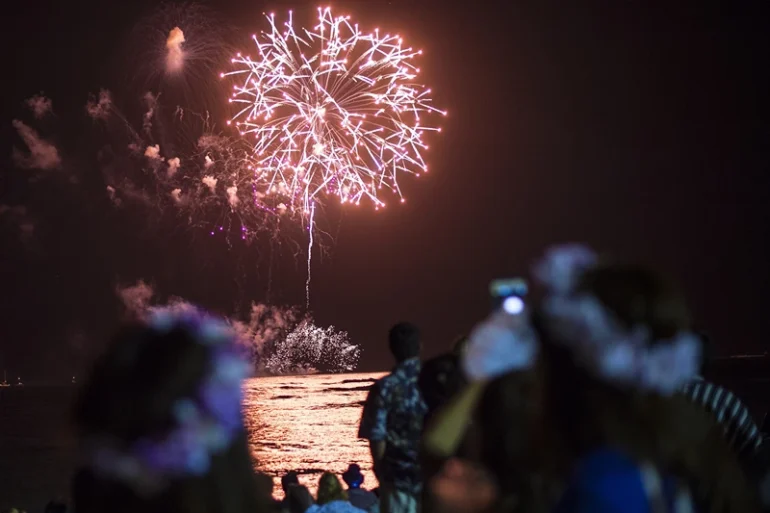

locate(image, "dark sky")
(1, 1), (768, 380)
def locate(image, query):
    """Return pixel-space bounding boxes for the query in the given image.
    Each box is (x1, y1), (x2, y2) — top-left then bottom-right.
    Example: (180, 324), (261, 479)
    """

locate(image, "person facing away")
(679, 332), (762, 466)
(281, 471), (301, 510)
(286, 484), (315, 513)
(358, 322), (427, 513)
(70, 309), (265, 513)
(305, 472), (365, 513)
(342, 463), (378, 511)
(529, 245), (759, 513)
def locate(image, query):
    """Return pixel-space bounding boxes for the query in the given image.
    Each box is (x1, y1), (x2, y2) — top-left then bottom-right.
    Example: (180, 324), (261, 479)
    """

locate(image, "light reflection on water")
(243, 372), (385, 497)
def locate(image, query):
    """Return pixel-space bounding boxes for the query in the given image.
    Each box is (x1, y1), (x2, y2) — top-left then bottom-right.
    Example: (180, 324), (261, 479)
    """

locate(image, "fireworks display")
(7, 5), (445, 374)
(224, 7), (445, 214)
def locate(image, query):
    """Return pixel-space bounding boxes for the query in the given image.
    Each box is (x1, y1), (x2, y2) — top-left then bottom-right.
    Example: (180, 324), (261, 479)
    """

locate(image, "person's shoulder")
(560, 448), (649, 512)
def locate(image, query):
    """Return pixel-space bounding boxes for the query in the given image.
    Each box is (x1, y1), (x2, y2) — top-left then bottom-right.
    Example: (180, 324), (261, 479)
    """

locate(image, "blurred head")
(419, 353), (464, 415)
(286, 485), (314, 513)
(534, 256), (757, 511)
(388, 322), (421, 363)
(71, 311), (259, 513)
(578, 263), (691, 341)
(535, 245), (699, 395)
(317, 472), (347, 505)
(342, 464), (364, 488)
(281, 471), (300, 493)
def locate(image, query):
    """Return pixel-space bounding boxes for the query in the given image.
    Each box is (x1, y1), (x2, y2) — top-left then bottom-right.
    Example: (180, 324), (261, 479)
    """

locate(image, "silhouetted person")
(286, 485), (315, 513)
(342, 464), (378, 511)
(358, 322), (427, 513)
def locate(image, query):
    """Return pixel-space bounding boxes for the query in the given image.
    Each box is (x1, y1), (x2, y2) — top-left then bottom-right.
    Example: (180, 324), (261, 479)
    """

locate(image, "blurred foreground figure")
(71, 309), (266, 513)
(680, 333), (762, 464)
(359, 322), (427, 513)
(424, 245), (760, 513)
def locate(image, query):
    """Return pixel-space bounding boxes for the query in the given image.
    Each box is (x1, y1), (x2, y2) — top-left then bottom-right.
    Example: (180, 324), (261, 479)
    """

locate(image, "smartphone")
(489, 278), (527, 315)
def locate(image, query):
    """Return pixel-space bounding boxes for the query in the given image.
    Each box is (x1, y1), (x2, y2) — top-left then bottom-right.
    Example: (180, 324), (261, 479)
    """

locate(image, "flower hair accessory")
(84, 309), (251, 495)
(535, 244), (700, 395)
(463, 309), (538, 381)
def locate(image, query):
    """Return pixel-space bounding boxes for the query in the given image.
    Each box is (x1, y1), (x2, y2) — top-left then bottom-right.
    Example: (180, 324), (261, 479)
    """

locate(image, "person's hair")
(281, 471), (300, 493)
(71, 323), (262, 513)
(342, 464), (363, 488)
(388, 322), (420, 362)
(473, 367), (547, 513)
(316, 472), (347, 505)
(697, 331), (715, 373)
(419, 353), (465, 418)
(452, 335), (469, 357)
(536, 264), (758, 513)
(286, 485), (314, 513)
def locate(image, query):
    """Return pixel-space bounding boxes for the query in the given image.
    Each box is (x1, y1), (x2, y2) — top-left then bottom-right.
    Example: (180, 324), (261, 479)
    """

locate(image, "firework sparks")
(224, 7), (445, 214)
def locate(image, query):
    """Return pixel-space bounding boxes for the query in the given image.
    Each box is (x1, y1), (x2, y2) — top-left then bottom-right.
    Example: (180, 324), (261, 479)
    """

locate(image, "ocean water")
(244, 373), (385, 497)
(0, 372), (384, 510)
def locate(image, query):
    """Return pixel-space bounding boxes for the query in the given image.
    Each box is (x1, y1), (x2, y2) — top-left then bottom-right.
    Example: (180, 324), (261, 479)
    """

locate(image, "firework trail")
(224, 7), (444, 303)
(306, 202), (315, 308)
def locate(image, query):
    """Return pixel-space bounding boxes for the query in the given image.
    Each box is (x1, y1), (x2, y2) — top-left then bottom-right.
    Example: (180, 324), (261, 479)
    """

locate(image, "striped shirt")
(681, 377), (762, 460)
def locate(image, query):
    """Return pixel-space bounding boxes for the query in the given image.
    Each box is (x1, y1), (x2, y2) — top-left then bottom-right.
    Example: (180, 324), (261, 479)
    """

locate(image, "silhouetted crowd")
(5, 244), (770, 513)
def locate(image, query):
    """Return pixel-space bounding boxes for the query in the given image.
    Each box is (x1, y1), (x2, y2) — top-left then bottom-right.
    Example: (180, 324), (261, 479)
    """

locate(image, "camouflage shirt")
(358, 358), (427, 495)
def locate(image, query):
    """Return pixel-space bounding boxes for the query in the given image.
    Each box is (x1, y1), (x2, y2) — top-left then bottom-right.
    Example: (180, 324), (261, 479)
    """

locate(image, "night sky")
(1, 1), (768, 380)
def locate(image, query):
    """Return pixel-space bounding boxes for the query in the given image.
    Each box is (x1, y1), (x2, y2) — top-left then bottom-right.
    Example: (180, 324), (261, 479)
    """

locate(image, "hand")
(428, 458), (498, 513)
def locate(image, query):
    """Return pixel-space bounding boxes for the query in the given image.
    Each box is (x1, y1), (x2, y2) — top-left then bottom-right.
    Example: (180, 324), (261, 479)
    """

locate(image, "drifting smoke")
(166, 27), (186, 73)
(202, 175), (217, 192)
(226, 185), (238, 206)
(116, 281), (360, 374)
(167, 157), (181, 177)
(144, 144), (162, 160)
(26, 94), (53, 118)
(170, 188), (182, 203)
(106, 185), (121, 206)
(86, 90), (112, 120)
(116, 280), (154, 314)
(204, 155), (214, 168)
(143, 92), (157, 135)
(0, 204), (35, 241)
(11, 120), (61, 170)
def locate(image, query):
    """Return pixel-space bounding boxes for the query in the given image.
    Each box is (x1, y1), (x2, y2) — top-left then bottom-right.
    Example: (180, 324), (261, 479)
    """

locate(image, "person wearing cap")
(358, 322), (427, 513)
(342, 464), (378, 512)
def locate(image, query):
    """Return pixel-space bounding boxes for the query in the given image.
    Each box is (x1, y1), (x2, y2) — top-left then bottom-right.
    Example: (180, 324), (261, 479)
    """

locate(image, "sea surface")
(0, 372), (384, 510)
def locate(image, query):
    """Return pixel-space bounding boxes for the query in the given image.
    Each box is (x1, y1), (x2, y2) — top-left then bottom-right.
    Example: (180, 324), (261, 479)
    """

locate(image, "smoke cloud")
(170, 188), (182, 203)
(116, 280), (154, 314)
(115, 281), (360, 374)
(143, 92), (157, 135)
(106, 185), (121, 207)
(144, 144), (162, 160)
(26, 94), (53, 118)
(167, 157), (181, 177)
(202, 175), (217, 192)
(166, 27), (186, 73)
(86, 90), (112, 120)
(226, 185), (239, 206)
(11, 120), (61, 170)
(0, 204), (34, 240)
